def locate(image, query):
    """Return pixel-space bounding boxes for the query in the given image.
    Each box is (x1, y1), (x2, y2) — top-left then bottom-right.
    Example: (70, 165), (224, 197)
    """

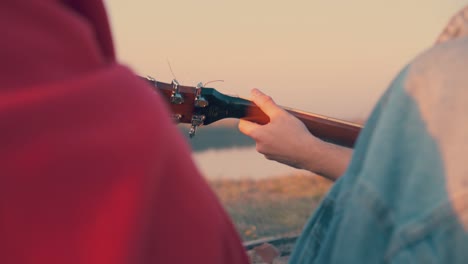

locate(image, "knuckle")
(258, 95), (273, 105)
(271, 109), (287, 121)
(264, 96), (274, 104)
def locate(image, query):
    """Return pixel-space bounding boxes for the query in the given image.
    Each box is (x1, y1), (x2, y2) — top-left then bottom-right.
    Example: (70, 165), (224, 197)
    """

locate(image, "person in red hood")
(0, 0), (249, 263)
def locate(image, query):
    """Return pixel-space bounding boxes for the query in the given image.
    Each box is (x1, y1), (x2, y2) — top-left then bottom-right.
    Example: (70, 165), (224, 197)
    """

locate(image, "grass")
(208, 173), (332, 241)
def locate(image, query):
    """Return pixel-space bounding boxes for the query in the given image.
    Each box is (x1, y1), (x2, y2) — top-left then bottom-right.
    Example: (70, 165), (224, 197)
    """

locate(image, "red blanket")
(0, 1), (248, 263)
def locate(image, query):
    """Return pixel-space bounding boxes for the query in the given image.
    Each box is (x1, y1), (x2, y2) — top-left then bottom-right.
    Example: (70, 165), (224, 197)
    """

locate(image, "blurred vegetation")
(209, 173), (332, 241)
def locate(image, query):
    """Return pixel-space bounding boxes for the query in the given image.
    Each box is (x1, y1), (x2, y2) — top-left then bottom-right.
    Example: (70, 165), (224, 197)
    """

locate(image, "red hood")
(0, 1), (249, 263)
(0, 0), (114, 89)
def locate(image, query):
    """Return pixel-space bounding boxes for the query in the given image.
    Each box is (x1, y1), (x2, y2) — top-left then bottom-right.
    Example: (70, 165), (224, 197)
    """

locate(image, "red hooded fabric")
(0, 1), (249, 263)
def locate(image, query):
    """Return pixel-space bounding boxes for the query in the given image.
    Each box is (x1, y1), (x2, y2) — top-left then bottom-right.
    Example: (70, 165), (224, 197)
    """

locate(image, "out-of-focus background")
(106, 0), (467, 242)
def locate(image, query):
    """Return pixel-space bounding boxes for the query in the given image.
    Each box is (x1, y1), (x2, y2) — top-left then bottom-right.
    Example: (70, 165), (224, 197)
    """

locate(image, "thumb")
(251, 89), (283, 117)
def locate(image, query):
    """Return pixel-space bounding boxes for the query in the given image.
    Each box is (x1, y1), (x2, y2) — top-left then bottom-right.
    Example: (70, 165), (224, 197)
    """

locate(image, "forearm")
(300, 137), (353, 181)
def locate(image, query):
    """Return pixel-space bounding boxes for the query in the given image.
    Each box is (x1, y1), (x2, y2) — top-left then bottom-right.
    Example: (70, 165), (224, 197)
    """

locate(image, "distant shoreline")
(178, 120), (255, 152)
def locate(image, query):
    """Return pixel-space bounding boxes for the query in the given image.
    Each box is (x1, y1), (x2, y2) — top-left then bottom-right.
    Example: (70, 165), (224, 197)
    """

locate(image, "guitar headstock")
(144, 76), (254, 137)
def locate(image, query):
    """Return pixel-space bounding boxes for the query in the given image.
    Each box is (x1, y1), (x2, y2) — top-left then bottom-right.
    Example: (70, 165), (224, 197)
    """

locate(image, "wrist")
(300, 137), (352, 181)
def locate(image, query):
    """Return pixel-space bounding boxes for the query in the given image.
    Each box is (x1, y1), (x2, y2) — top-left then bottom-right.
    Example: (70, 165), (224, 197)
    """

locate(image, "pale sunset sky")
(105, 1), (467, 121)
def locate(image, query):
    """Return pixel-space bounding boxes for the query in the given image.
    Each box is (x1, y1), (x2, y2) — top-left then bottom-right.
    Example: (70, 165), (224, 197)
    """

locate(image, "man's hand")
(238, 89), (352, 181)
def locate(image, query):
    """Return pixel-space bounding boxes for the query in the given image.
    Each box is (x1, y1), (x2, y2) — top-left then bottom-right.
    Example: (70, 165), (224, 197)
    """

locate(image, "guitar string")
(166, 58), (178, 82)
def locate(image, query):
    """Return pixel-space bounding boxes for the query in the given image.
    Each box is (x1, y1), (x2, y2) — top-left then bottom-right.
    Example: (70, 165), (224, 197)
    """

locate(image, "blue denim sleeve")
(289, 46), (468, 264)
(289, 66), (411, 264)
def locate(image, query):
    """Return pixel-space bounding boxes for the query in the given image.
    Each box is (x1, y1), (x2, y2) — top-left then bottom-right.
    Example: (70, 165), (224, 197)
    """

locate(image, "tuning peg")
(194, 82), (209, 108)
(170, 79), (184, 104)
(171, 114), (182, 123)
(145, 75), (156, 83)
(189, 114), (205, 138)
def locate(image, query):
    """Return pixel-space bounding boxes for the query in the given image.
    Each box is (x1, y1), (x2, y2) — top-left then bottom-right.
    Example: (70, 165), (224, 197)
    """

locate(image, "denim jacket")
(290, 8), (468, 264)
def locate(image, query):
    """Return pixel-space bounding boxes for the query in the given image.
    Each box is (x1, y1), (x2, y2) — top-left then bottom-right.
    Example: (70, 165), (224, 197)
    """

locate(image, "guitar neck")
(142, 76), (362, 148)
(230, 98), (362, 148)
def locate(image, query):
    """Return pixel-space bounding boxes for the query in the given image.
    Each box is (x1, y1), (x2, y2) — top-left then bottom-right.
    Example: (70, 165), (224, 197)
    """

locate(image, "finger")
(238, 119), (261, 137)
(251, 88), (283, 117)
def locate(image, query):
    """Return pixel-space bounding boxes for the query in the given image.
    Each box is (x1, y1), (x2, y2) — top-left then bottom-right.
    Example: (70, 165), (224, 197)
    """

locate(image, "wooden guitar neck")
(143, 76), (363, 148)
(227, 97), (362, 148)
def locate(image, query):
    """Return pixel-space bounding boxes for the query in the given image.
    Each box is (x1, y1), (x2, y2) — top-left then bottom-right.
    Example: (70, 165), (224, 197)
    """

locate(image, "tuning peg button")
(194, 82), (209, 108)
(170, 79), (184, 104)
(194, 97), (208, 108)
(189, 114), (205, 138)
(171, 114), (182, 123)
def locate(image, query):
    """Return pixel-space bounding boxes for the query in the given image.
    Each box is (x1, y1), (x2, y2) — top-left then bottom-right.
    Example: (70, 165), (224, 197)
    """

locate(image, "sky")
(105, 1), (467, 121)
